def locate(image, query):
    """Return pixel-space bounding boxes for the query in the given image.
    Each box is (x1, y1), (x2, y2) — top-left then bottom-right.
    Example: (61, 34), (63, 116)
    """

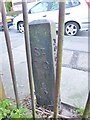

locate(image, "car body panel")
(13, 0), (89, 34)
(0, 13), (13, 30)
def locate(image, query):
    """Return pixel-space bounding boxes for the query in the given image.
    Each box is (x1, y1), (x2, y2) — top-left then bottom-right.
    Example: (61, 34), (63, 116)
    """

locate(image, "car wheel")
(18, 22), (24, 33)
(65, 22), (79, 36)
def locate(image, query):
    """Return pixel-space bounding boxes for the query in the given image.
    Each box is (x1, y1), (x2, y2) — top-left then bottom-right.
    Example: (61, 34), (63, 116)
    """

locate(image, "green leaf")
(0, 113), (3, 120)
(0, 99), (33, 119)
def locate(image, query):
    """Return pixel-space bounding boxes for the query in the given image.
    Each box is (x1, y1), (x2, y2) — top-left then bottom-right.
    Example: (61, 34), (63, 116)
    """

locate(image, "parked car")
(0, 13), (13, 30)
(13, 0), (89, 36)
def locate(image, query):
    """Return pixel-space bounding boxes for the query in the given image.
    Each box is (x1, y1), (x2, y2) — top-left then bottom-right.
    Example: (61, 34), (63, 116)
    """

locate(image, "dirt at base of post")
(21, 95), (89, 119)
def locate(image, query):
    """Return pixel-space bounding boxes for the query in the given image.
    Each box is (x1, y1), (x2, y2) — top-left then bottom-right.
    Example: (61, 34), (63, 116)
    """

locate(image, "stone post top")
(29, 18), (55, 25)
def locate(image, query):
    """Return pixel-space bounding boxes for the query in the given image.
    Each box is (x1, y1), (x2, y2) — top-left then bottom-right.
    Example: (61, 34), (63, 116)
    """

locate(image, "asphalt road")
(0, 27), (89, 53)
(0, 28), (88, 72)
(0, 27), (89, 72)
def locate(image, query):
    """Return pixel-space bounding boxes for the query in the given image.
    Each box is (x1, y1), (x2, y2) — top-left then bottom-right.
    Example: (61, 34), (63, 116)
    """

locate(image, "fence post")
(53, 1), (65, 118)
(1, 1), (19, 108)
(0, 74), (6, 100)
(22, 0), (36, 119)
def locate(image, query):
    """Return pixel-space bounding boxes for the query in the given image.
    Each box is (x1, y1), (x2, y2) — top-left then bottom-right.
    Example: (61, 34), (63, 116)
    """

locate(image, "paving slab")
(1, 59), (30, 100)
(1, 54), (88, 108)
(1, 46), (29, 100)
(61, 67), (88, 108)
(77, 52), (88, 70)
(1, 43), (88, 108)
(62, 50), (73, 65)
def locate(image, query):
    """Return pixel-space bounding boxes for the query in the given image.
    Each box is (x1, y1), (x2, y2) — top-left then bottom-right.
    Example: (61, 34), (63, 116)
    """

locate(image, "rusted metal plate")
(29, 19), (56, 107)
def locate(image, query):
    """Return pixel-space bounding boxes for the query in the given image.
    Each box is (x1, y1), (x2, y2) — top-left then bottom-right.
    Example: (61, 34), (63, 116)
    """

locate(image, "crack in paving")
(62, 64), (89, 72)
(64, 48), (89, 53)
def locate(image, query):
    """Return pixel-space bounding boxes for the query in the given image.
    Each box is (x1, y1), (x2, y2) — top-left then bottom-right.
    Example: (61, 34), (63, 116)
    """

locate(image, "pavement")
(0, 30), (88, 109)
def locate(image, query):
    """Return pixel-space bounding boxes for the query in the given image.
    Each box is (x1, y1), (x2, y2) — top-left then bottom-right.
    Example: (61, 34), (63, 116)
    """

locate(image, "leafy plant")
(76, 107), (84, 116)
(5, 2), (12, 12)
(10, 107), (32, 118)
(0, 99), (12, 119)
(0, 99), (32, 120)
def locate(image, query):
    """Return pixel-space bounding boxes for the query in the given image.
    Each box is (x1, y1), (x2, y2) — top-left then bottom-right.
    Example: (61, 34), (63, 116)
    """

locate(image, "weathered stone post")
(29, 19), (56, 108)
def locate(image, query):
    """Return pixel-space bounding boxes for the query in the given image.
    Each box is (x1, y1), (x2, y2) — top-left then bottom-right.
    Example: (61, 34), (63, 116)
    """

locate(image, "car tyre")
(18, 22), (24, 33)
(65, 22), (79, 36)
